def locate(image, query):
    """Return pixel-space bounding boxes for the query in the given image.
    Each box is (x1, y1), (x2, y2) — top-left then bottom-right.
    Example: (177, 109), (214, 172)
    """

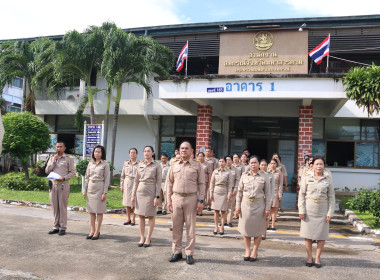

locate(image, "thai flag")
(176, 41), (188, 72)
(309, 34), (330, 65)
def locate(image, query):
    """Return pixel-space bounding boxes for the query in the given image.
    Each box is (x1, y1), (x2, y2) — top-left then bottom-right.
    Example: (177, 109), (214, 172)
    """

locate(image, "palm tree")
(54, 27), (105, 124)
(101, 28), (174, 182)
(0, 38), (55, 113)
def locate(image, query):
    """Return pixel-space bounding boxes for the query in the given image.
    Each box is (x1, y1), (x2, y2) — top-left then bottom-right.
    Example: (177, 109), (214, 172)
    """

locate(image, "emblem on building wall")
(253, 31), (274, 51)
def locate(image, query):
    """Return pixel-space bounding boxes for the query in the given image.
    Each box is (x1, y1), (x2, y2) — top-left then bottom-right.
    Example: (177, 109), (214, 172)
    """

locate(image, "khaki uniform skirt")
(122, 177), (135, 207)
(272, 186), (281, 208)
(238, 198), (266, 237)
(300, 200), (329, 240)
(135, 182), (156, 217)
(211, 185), (229, 211)
(87, 181), (107, 214)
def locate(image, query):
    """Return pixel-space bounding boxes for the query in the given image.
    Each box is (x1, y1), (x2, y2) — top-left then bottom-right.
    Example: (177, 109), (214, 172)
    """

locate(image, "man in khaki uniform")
(205, 148), (218, 171)
(225, 155), (242, 227)
(157, 154), (170, 215)
(167, 141), (205, 265)
(45, 141), (76, 235)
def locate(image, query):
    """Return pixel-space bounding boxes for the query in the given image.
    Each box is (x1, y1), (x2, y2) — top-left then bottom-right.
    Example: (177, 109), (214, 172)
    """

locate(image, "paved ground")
(0, 204), (379, 280)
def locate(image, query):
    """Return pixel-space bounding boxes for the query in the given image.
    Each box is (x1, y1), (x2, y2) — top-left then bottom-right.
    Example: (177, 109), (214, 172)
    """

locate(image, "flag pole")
(326, 33), (330, 73)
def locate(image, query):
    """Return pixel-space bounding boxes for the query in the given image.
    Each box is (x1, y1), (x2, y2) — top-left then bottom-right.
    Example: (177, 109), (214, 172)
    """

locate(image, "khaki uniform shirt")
(226, 165), (241, 190)
(270, 170), (283, 198)
(120, 160), (139, 190)
(298, 173), (335, 217)
(132, 160), (162, 197)
(210, 168), (234, 197)
(200, 161), (213, 185)
(160, 162), (170, 192)
(45, 153), (76, 182)
(236, 170), (271, 211)
(166, 158), (206, 203)
(84, 160), (110, 194)
(205, 157), (218, 171)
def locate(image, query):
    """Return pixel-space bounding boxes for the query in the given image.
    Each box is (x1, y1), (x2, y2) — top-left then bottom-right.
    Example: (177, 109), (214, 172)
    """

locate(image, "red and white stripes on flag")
(176, 41), (188, 72)
(309, 34), (330, 65)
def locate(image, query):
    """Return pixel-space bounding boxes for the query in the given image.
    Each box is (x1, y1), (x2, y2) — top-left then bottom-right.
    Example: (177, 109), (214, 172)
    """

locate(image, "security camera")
(299, 23), (306, 32)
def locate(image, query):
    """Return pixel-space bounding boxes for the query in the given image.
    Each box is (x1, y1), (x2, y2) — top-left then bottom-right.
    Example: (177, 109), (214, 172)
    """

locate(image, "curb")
(0, 198), (126, 214)
(344, 209), (380, 235)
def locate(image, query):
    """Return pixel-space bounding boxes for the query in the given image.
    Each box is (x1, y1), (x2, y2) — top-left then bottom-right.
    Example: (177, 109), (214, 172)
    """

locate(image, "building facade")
(31, 15), (380, 195)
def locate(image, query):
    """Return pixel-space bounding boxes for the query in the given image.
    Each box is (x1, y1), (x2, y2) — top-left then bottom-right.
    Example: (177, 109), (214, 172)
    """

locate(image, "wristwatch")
(198, 200), (204, 203)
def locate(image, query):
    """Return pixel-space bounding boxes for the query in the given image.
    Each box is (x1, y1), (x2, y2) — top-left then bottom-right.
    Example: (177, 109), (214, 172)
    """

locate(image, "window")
(56, 116), (78, 132)
(356, 142), (379, 167)
(160, 116), (175, 135)
(11, 78), (23, 88)
(326, 141), (354, 167)
(325, 119), (360, 140)
(313, 118), (324, 139)
(45, 115), (56, 132)
(312, 141), (325, 157)
(175, 116), (197, 135)
(361, 120), (379, 141)
(160, 137), (175, 158)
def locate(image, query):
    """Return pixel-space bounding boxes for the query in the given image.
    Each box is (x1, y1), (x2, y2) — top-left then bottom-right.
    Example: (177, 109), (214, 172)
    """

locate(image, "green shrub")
(369, 187), (380, 222)
(350, 188), (372, 213)
(75, 159), (90, 177)
(0, 172), (49, 191)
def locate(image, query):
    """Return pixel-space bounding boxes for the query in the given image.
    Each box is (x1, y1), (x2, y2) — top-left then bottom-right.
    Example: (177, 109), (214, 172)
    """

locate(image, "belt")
(307, 198), (328, 204)
(142, 182), (155, 185)
(90, 180), (104, 184)
(127, 176), (135, 180)
(52, 181), (67, 185)
(174, 192), (197, 197)
(243, 196), (264, 202)
(216, 184), (227, 188)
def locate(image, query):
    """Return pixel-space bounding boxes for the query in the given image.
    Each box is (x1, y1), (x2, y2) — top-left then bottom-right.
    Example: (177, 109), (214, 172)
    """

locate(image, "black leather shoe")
(123, 221), (131, 225)
(143, 243), (151, 248)
(58, 230), (66, 236)
(131, 222), (135, 226)
(48, 229), (59, 234)
(244, 257), (250, 261)
(137, 242), (144, 247)
(315, 263), (322, 268)
(86, 235), (93, 240)
(162, 210), (167, 215)
(169, 253), (183, 262)
(91, 233), (100, 240)
(156, 210), (162, 215)
(186, 255), (194, 265)
(227, 223), (233, 227)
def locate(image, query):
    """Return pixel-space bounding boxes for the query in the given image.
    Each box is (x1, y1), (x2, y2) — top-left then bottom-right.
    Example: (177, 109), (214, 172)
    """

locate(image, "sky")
(1, 0), (380, 40)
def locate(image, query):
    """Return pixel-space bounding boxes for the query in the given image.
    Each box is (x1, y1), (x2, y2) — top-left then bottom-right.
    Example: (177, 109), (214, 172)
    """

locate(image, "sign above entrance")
(219, 30), (308, 75)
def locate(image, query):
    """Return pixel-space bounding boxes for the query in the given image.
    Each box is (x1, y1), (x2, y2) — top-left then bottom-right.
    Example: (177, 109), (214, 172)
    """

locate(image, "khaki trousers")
(172, 194), (198, 256)
(49, 182), (70, 230)
(157, 184), (167, 211)
(226, 195), (237, 224)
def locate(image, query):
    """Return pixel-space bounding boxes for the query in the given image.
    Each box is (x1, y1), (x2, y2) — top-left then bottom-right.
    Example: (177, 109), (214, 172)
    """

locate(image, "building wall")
(330, 168), (380, 190)
(96, 114), (159, 174)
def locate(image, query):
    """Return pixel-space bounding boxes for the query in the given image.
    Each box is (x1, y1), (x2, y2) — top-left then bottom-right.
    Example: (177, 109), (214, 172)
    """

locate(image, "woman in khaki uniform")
(120, 148), (139, 225)
(210, 157), (233, 235)
(131, 146), (162, 247)
(240, 153), (249, 172)
(225, 155), (241, 227)
(298, 156), (335, 268)
(197, 152), (212, 216)
(259, 159), (273, 239)
(83, 145), (110, 240)
(268, 158), (283, 230)
(235, 156), (271, 261)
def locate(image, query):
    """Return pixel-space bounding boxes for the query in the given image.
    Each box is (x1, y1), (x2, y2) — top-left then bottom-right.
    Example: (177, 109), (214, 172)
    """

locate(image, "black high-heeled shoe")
(306, 258), (313, 267)
(86, 235), (93, 240)
(243, 256), (250, 261)
(91, 233), (100, 240)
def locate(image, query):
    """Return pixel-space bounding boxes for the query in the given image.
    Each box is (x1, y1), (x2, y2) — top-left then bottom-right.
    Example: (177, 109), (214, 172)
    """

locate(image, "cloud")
(282, 0), (380, 16)
(0, 0), (182, 40)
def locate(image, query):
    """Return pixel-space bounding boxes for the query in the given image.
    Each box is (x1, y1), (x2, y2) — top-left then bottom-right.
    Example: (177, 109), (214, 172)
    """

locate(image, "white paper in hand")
(46, 172), (62, 180)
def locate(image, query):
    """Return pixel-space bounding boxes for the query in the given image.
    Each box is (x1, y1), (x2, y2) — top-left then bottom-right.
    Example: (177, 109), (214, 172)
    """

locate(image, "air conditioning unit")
(67, 95), (76, 101)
